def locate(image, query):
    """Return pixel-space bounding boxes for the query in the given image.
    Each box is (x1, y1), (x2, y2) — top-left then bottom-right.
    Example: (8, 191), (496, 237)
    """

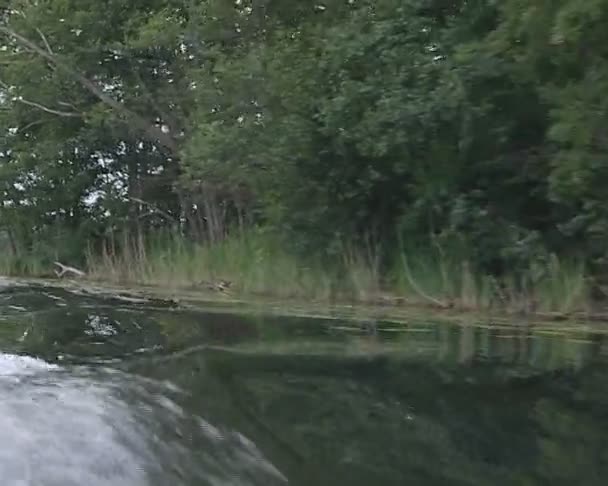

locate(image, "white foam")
(0, 353), (58, 376)
(0, 363), (287, 486)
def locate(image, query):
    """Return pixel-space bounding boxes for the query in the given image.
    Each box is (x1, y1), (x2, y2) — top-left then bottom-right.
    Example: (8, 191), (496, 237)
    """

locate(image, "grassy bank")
(1, 232), (591, 316)
(83, 233), (590, 316)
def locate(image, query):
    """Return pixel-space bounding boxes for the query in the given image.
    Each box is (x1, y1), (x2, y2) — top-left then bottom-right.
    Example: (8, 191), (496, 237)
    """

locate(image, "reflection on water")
(1, 283), (608, 485)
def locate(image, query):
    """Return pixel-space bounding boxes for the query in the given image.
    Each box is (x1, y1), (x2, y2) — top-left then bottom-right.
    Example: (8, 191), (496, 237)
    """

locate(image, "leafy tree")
(2, 0), (608, 285)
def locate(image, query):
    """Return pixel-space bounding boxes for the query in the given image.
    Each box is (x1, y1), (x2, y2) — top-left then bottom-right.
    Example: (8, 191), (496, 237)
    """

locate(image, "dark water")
(1, 283), (608, 485)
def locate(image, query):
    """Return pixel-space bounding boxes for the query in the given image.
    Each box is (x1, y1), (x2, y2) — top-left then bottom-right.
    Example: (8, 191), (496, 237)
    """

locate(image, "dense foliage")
(1, 0), (608, 286)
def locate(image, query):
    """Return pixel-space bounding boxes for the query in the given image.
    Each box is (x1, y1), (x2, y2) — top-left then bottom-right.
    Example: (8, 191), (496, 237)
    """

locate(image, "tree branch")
(400, 253), (450, 309)
(0, 78), (81, 117)
(0, 25), (178, 154)
(15, 96), (82, 117)
(129, 196), (178, 224)
(35, 27), (53, 55)
(57, 100), (80, 110)
(18, 119), (48, 132)
(54, 261), (86, 278)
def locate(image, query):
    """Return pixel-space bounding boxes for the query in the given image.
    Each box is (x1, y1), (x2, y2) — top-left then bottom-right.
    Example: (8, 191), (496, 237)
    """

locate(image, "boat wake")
(0, 353), (286, 486)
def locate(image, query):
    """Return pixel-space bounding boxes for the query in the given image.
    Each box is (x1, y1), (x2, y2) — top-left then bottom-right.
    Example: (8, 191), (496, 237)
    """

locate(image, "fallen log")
(53, 261), (86, 278)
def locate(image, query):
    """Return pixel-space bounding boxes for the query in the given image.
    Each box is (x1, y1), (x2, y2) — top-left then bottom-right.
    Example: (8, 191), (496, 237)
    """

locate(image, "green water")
(1, 283), (607, 485)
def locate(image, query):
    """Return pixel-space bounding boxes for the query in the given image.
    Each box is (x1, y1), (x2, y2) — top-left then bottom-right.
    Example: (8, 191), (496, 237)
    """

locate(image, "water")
(1, 283), (608, 485)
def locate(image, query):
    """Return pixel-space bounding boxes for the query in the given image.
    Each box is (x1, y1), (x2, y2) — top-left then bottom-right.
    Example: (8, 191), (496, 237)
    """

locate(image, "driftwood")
(195, 279), (232, 292)
(53, 261), (86, 278)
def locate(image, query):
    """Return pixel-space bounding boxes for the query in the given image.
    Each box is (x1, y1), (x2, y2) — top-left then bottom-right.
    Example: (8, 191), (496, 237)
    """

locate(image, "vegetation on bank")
(0, 231), (590, 316)
(0, 1), (607, 315)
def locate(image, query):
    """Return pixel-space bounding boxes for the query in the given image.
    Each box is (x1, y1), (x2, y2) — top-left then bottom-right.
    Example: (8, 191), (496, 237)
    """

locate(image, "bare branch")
(400, 253), (450, 309)
(54, 261), (86, 278)
(35, 27), (53, 55)
(18, 119), (48, 132)
(57, 100), (80, 110)
(130, 197), (178, 224)
(15, 96), (82, 117)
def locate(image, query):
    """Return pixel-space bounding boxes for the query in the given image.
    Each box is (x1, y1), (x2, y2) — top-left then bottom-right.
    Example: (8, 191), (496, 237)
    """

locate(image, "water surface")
(1, 283), (608, 485)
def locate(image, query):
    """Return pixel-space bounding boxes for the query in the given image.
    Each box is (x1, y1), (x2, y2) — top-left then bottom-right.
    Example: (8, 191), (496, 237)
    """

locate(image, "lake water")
(1, 282), (608, 485)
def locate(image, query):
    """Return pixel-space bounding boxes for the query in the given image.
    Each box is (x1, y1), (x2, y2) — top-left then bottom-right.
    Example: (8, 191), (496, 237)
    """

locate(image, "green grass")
(86, 232), (337, 300)
(389, 243), (493, 310)
(83, 231), (592, 315)
(0, 229), (591, 315)
(388, 243), (589, 315)
(0, 252), (48, 277)
(0, 225), (88, 278)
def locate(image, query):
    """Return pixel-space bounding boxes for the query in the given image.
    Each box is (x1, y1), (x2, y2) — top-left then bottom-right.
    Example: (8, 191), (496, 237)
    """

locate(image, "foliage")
(1, 0), (608, 307)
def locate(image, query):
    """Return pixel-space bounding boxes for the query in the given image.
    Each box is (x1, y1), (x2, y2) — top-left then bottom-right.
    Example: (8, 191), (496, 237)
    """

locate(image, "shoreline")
(4, 275), (608, 330)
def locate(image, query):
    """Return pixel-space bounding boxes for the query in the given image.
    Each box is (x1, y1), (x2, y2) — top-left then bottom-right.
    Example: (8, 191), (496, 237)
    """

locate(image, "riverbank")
(1, 233), (598, 323)
(87, 240), (597, 320)
(4, 273), (608, 332)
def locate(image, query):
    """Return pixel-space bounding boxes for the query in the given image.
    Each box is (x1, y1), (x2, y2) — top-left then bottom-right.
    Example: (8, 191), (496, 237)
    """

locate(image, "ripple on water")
(0, 353), (287, 486)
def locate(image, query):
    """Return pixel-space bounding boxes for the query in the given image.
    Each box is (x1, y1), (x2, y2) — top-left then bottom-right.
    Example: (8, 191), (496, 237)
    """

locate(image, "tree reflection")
(3, 285), (608, 485)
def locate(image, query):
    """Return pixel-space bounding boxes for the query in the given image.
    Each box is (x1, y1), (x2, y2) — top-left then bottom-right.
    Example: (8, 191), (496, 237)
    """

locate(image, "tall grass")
(0, 224), (87, 278)
(86, 231), (337, 300)
(390, 244), (589, 314)
(0, 252), (48, 277)
(391, 250), (493, 310)
(1, 228), (591, 314)
(83, 231), (591, 314)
